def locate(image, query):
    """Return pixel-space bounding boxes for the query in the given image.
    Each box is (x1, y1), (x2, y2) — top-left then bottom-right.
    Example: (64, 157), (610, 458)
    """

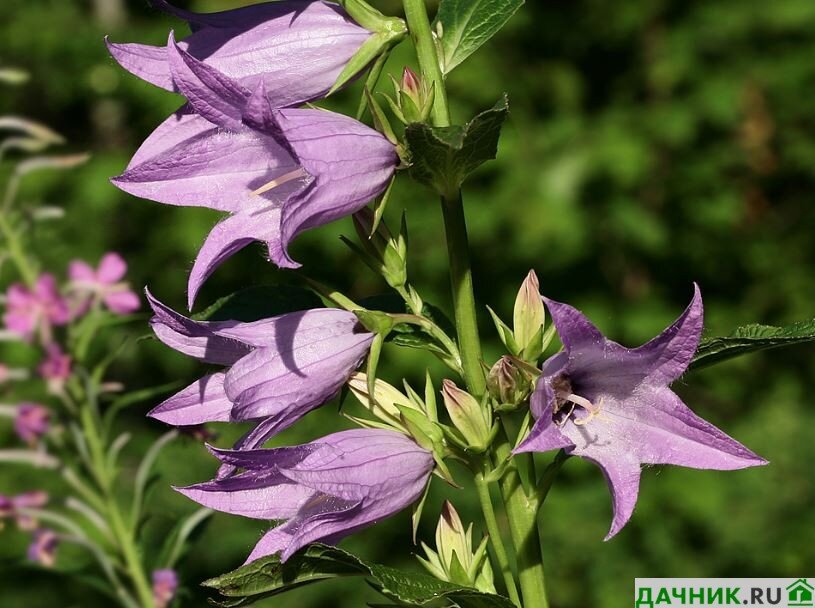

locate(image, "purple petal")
(176, 475), (315, 520)
(147, 289), (252, 364)
(148, 372), (232, 425)
(225, 331), (373, 421)
(112, 110), (304, 214)
(107, 1), (370, 108)
(632, 283), (703, 385)
(270, 109), (397, 267)
(166, 31), (248, 131)
(187, 208), (281, 308)
(207, 443), (317, 470)
(105, 39), (174, 90)
(579, 450), (642, 540)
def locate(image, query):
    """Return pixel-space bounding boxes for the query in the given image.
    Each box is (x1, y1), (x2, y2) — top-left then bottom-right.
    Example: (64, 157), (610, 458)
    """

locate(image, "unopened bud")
(487, 356), (535, 409)
(513, 270), (544, 351)
(419, 501), (495, 592)
(441, 380), (492, 451)
(401, 67), (421, 98)
(351, 207), (407, 288)
(348, 372), (415, 430)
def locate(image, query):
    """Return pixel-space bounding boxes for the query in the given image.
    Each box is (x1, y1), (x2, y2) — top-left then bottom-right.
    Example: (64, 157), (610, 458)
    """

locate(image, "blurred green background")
(1, 0), (814, 606)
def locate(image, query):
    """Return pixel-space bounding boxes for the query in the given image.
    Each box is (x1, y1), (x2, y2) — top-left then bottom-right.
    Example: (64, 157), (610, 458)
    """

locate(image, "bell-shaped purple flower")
(146, 291), (373, 447)
(516, 285), (767, 538)
(112, 36), (397, 306)
(106, 0), (371, 109)
(177, 429), (434, 563)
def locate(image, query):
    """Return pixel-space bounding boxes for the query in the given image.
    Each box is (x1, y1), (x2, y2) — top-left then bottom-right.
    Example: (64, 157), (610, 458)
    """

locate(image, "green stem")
(440, 192), (486, 396)
(475, 473), (521, 607)
(78, 400), (155, 608)
(403, 0), (486, 396)
(402, 0), (450, 127)
(0, 210), (36, 286)
(494, 428), (549, 608)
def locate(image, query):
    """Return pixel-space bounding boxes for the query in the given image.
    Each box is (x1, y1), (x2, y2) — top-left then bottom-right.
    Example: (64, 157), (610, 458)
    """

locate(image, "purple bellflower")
(112, 36), (397, 306)
(107, 0), (371, 109)
(146, 291), (373, 449)
(177, 429), (434, 563)
(516, 285), (767, 538)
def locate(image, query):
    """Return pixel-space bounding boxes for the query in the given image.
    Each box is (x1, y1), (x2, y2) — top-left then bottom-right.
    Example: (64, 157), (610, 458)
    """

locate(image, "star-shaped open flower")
(516, 285), (767, 538)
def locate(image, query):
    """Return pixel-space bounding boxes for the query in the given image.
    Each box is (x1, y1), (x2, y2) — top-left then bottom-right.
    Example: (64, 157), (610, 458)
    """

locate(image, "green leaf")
(405, 95), (509, 196)
(194, 285), (322, 322)
(203, 544), (515, 608)
(690, 318), (815, 370)
(433, 0), (524, 74)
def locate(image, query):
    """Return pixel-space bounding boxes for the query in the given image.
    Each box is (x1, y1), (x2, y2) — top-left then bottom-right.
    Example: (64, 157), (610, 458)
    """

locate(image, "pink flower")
(38, 344), (71, 383)
(3, 274), (70, 341)
(27, 528), (58, 566)
(0, 491), (49, 530)
(14, 403), (50, 445)
(152, 569), (178, 608)
(68, 252), (140, 315)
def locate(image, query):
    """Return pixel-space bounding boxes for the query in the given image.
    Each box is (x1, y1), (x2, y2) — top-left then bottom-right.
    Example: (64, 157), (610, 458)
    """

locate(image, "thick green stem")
(494, 430), (549, 608)
(440, 192), (486, 396)
(475, 473), (521, 607)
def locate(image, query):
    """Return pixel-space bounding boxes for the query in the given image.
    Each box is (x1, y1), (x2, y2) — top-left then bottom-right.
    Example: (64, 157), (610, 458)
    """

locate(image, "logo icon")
(787, 579), (814, 607)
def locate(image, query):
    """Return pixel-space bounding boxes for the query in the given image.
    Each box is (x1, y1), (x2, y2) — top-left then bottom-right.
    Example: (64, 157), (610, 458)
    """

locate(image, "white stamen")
(251, 168), (308, 196)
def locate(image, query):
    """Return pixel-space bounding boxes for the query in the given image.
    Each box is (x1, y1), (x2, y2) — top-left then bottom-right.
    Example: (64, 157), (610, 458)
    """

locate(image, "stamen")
(251, 168), (308, 196)
(572, 396), (604, 426)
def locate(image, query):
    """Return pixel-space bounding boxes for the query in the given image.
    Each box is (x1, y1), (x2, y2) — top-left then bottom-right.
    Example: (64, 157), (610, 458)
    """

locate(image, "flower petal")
(97, 252), (128, 284)
(68, 260), (96, 283)
(187, 208), (281, 308)
(104, 290), (141, 314)
(112, 111), (299, 213)
(166, 31), (248, 131)
(148, 372), (232, 425)
(176, 474), (314, 520)
(225, 331), (373, 421)
(579, 449), (642, 540)
(108, 1), (370, 108)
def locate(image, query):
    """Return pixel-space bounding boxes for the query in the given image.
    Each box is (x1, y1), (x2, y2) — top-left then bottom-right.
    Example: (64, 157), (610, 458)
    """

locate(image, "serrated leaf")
(433, 0), (524, 74)
(203, 543), (515, 608)
(405, 96), (508, 196)
(690, 318), (815, 370)
(193, 285), (322, 322)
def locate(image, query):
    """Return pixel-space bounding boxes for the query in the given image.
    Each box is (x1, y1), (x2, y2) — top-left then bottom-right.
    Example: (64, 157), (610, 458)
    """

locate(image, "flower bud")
(441, 380), (492, 451)
(384, 67), (436, 125)
(351, 207), (407, 289)
(513, 270), (545, 354)
(418, 501), (495, 593)
(487, 356), (536, 409)
(347, 372), (416, 432)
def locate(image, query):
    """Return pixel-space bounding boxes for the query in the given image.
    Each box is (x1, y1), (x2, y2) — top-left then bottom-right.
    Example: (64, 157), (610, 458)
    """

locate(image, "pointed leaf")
(690, 318), (815, 370)
(433, 0), (524, 74)
(405, 96), (508, 196)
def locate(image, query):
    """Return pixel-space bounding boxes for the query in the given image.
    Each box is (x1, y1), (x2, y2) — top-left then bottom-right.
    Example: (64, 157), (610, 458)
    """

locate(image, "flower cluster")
(108, 0), (770, 581)
(109, 0), (435, 568)
(0, 253), (139, 567)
